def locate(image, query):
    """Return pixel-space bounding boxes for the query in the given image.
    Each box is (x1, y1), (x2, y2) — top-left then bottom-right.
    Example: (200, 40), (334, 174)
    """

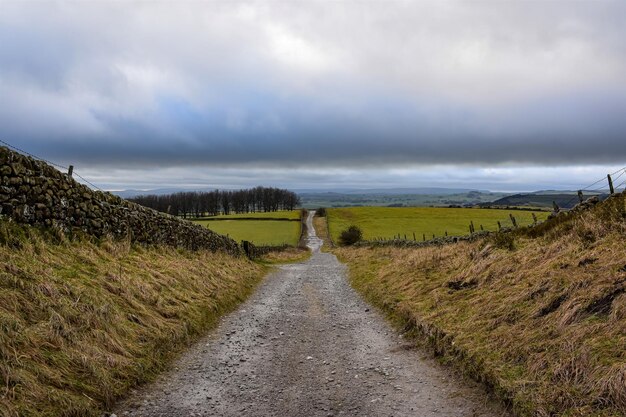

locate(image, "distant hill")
(483, 192), (606, 209)
(294, 187), (492, 195)
(113, 186), (610, 210)
(115, 186), (495, 199)
(298, 190), (508, 209)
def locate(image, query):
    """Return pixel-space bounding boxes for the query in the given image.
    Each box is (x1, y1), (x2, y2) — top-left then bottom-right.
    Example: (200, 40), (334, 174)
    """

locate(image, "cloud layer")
(1, 1), (625, 188)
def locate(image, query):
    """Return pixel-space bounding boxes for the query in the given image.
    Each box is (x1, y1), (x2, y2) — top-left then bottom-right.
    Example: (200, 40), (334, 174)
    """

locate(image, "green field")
(197, 210), (301, 220)
(327, 206), (549, 242)
(194, 219), (301, 246)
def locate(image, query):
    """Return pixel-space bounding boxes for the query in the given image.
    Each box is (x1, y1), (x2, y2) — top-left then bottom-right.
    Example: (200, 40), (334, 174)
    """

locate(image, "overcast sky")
(1, 0), (625, 192)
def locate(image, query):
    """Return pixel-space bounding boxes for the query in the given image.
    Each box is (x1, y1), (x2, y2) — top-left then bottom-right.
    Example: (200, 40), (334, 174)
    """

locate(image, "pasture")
(194, 211), (301, 245)
(327, 206), (549, 242)
(198, 210), (301, 220)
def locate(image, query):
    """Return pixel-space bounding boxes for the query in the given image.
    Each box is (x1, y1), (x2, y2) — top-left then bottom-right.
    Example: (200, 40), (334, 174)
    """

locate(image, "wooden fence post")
(67, 165), (74, 177)
(577, 190), (584, 203)
(445, 230), (448, 236)
(552, 201), (560, 213)
(532, 213), (537, 224)
(423, 233), (426, 241)
(497, 221), (502, 231)
(413, 232), (416, 241)
(608, 174), (615, 195)
(509, 214), (518, 228)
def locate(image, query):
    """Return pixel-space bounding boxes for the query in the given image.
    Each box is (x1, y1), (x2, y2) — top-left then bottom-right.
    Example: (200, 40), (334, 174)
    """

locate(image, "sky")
(1, 0), (625, 192)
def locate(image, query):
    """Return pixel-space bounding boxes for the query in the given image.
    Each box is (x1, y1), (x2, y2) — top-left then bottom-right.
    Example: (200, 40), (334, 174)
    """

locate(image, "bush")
(316, 207), (327, 217)
(339, 225), (362, 246)
(493, 232), (515, 251)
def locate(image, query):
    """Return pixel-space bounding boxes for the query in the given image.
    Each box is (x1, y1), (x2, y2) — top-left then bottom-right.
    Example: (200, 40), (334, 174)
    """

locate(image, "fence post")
(67, 165), (74, 177)
(480, 224), (484, 231)
(532, 213), (537, 224)
(497, 221), (502, 231)
(608, 174), (615, 195)
(445, 230), (448, 236)
(413, 232), (416, 241)
(432, 233), (435, 239)
(509, 214), (518, 228)
(423, 233), (426, 241)
(552, 201), (560, 213)
(470, 221), (475, 233)
(577, 190), (584, 203)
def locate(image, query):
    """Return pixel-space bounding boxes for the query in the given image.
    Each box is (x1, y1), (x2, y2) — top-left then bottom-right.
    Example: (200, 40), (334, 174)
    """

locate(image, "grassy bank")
(0, 221), (266, 416)
(328, 206), (549, 242)
(259, 247), (311, 264)
(336, 194), (626, 417)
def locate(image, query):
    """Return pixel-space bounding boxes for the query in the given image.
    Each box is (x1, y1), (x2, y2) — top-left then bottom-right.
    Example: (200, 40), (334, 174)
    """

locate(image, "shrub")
(316, 207), (327, 217)
(493, 232), (515, 251)
(339, 225), (362, 246)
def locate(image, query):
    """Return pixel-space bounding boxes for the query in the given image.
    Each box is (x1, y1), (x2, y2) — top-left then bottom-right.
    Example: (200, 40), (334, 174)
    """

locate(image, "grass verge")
(335, 194), (626, 417)
(0, 220), (266, 417)
(258, 247), (311, 264)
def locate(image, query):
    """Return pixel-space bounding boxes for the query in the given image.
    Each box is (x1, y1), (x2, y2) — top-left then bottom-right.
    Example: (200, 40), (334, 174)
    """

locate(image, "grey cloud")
(0, 1), (625, 174)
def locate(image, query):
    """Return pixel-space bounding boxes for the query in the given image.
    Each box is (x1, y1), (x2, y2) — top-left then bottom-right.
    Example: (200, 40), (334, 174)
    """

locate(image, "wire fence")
(560, 166), (626, 209)
(0, 138), (104, 191)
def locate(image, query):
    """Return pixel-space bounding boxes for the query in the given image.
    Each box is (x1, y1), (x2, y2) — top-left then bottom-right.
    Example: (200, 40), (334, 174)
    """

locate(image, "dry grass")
(259, 247), (311, 264)
(0, 221), (266, 417)
(336, 194), (626, 417)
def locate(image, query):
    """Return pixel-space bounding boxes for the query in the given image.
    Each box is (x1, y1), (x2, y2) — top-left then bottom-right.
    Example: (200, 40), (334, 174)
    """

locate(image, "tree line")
(129, 186), (301, 218)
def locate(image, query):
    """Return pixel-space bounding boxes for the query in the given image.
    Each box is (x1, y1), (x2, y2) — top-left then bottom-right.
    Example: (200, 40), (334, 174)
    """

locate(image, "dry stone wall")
(0, 146), (241, 255)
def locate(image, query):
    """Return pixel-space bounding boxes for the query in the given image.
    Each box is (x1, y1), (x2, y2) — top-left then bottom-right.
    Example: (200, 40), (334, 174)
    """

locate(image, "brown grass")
(336, 193), (626, 417)
(259, 247), (311, 264)
(0, 221), (266, 416)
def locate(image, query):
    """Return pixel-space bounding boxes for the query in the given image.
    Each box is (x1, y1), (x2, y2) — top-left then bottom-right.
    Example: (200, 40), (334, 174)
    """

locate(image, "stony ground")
(113, 213), (510, 417)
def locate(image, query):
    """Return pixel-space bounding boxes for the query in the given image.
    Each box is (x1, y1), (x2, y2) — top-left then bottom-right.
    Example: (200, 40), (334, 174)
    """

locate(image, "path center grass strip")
(327, 207), (549, 242)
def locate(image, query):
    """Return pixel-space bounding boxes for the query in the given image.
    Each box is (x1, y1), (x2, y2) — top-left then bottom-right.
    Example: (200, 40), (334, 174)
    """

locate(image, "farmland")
(193, 210), (302, 245)
(197, 210), (301, 220)
(327, 206), (550, 242)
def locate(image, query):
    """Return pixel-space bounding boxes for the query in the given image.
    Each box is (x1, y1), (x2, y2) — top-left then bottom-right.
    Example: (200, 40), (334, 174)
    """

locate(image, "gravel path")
(113, 212), (510, 417)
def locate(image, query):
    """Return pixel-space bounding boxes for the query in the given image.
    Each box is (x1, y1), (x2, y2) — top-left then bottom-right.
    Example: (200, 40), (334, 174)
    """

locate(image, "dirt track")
(113, 212), (510, 417)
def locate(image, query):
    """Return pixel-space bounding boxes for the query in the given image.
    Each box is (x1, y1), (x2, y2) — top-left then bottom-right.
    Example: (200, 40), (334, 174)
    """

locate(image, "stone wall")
(0, 146), (241, 255)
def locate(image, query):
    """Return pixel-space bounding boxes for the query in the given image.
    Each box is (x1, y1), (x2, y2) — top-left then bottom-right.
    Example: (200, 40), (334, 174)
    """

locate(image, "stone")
(8, 177), (22, 186)
(0, 147), (242, 256)
(9, 163), (25, 176)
